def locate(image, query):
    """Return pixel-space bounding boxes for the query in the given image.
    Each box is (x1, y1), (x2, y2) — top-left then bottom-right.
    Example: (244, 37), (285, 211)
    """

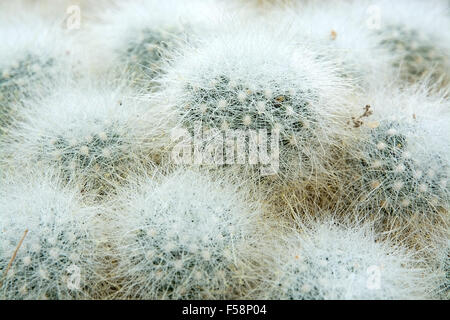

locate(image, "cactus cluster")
(0, 0), (448, 301)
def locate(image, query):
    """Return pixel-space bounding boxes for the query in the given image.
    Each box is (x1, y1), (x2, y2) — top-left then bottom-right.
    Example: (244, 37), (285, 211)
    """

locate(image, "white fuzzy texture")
(348, 85), (450, 217)
(273, 0), (450, 87)
(270, 1), (397, 87)
(371, 0), (450, 85)
(263, 220), (439, 299)
(0, 170), (99, 300)
(0, 6), (78, 133)
(157, 23), (353, 178)
(0, 6), (71, 72)
(1, 79), (169, 193)
(109, 169), (263, 299)
(87, 0), (226, 79)
(372, 0), (450, 43)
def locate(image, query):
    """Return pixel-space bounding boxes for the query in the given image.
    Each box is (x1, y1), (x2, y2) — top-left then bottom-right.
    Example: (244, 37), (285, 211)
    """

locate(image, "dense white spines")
(158, 25), (353, 178)
(0, 0), (448, 301)
(371, 0), (450, 86)
(272, 1), (397, 88)
(0, 79), (168, 194)
(268, 0), (450, 88)
(262, 220), (438, 300)
(88, 0), (225, 87)
(0, 7), (76, 135)
(347, 86), (450, 218)
(109, 169), (263, 299)
(0, 171), (99, 299)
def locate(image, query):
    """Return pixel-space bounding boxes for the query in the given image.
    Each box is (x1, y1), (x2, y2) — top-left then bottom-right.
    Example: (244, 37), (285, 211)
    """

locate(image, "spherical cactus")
(261, 220), (440, 300)
(108, 169), (264, 299)
(271, 1), (397, 88)
(158, 24), (353, 179)
(337, 86), (449, 257)
(88, 0), (224, 90)
(347, 87), (449, 220)
(0, 170), (99, 300)
(0, 79), (168, 195)
(0, 5), (77, 136)
(372, 0), (450, 87)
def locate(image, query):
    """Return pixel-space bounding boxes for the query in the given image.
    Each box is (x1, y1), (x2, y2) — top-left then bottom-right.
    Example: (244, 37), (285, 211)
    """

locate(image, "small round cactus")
(0, 9), (73, 135)
(337, 86), (449, 257)
(89, 0), (223, 90)
(356, 119), (448, 216)
(109, 169), (263, 299)
(158, 26), (352, 179)
(0, 79), (167, 195)
(377, 24), (449, 85)
(0, 54), (55, 133)
(0, 170), (99, 300)
(347, 88), (449, 219)
(261, 220), (440, 300)
(371, 0), (450, 87)
(272, 1), (397, 88)
(122, 27), (183, 86)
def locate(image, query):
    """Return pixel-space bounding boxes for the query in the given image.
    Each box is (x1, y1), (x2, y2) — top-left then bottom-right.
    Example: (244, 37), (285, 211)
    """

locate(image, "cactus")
(269, 1), (397, 88)
(346, 88), (450, 219)
(89, 0), (223, 89)
(0, 80), (168, 195)
(356, 119), (448, 216)
(367, 0), (450, 88)
(109, 169), (263, 299)
(377, 24), (449, 85)
(158, 27), (352, 178)
(0, 54), (55, 134)
(0, 6), (72, 136)
(0, 171), (99, 299)
(338, 87), (449, 260)
(122, 27), (182, 88)
(262, 220), (440, 299)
